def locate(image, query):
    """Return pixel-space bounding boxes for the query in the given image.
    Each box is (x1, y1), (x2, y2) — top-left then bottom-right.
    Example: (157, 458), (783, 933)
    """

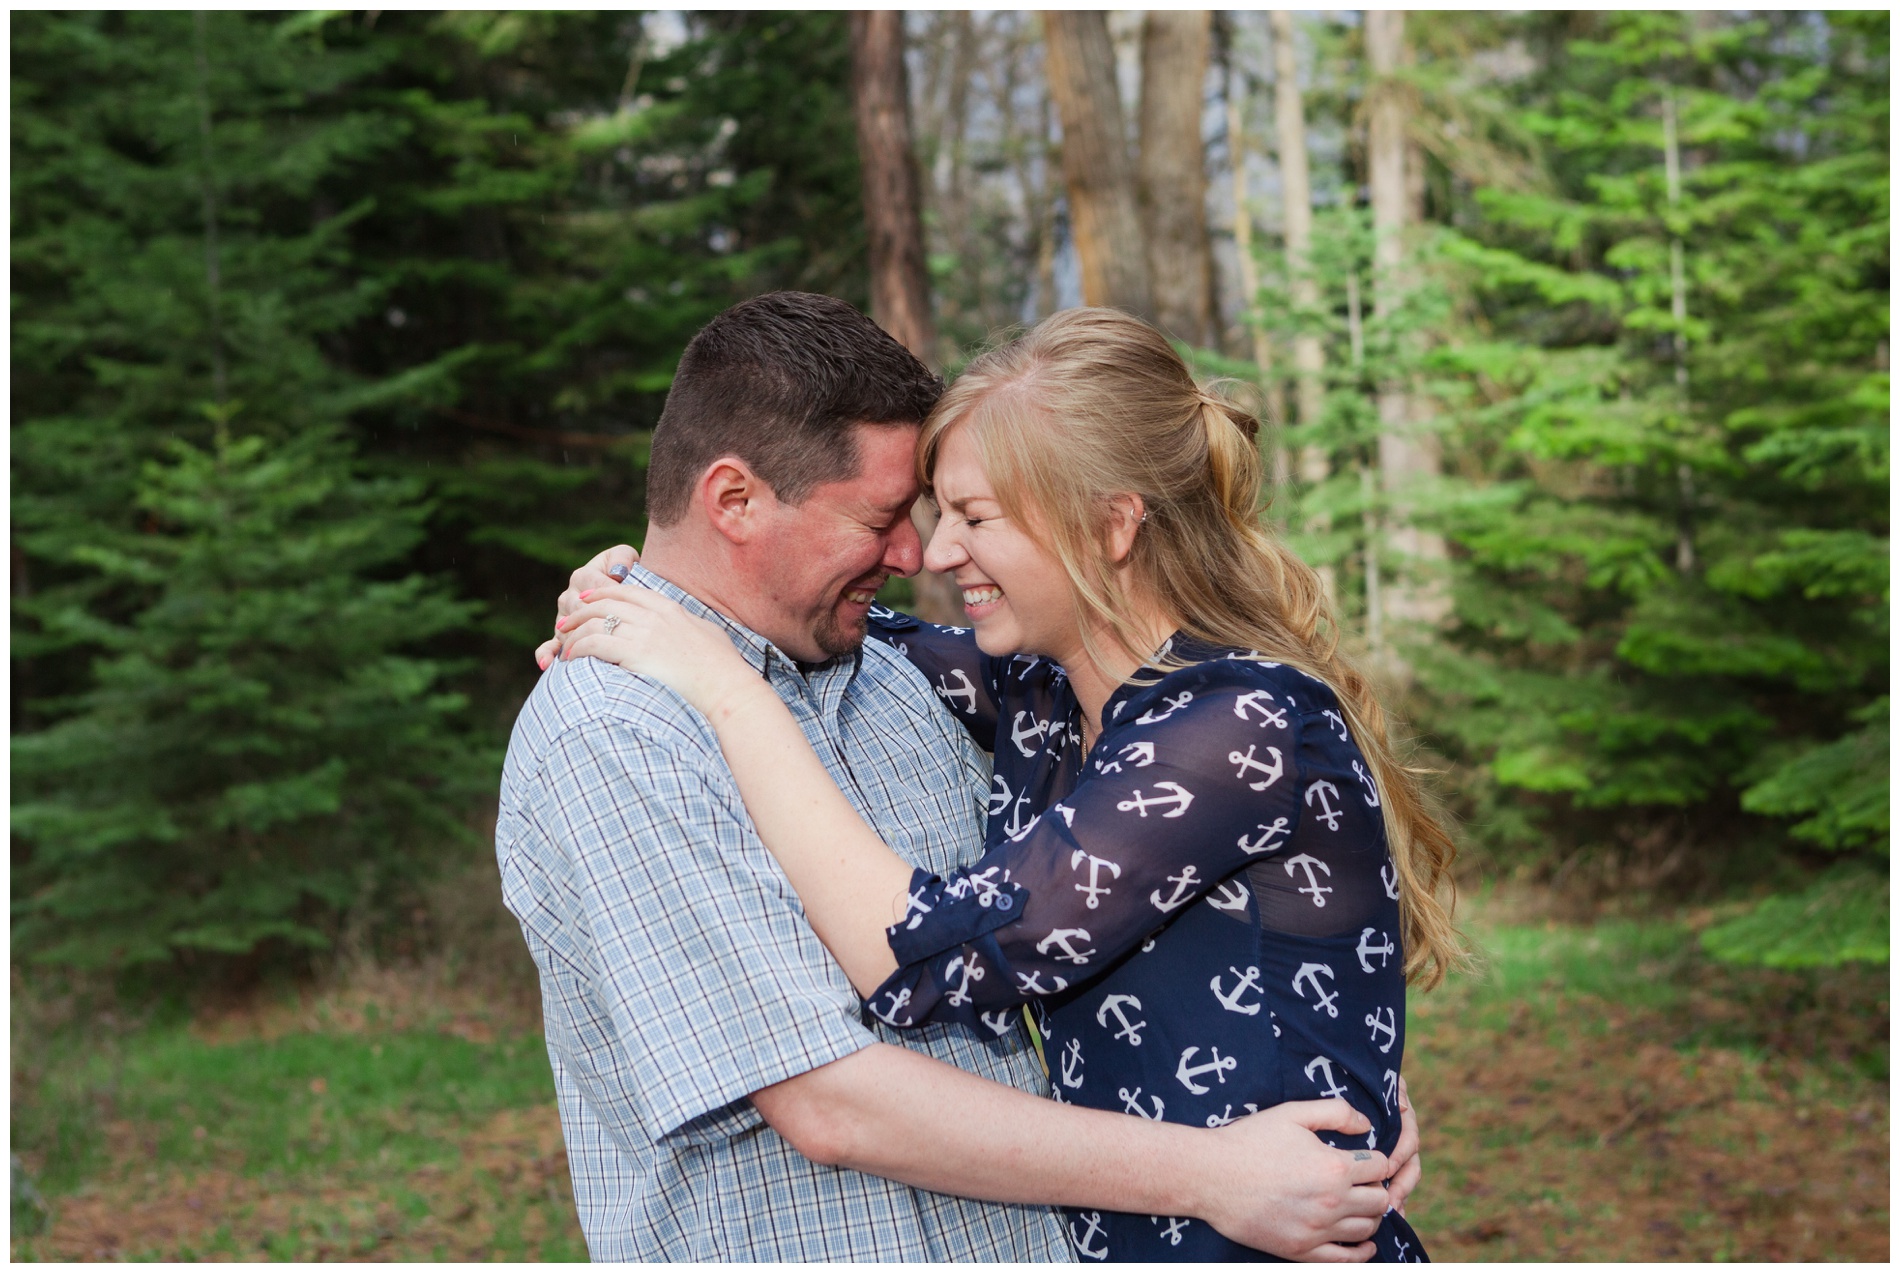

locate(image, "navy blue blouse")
(864, 608), (1426, 1263)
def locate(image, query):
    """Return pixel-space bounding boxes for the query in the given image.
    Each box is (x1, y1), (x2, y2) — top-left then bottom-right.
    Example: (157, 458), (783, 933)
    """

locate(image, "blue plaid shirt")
(497, 567), (1072, 1262)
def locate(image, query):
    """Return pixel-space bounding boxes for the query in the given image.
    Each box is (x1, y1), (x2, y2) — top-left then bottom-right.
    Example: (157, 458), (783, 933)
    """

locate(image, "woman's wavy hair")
(918, 307), (1463, 988)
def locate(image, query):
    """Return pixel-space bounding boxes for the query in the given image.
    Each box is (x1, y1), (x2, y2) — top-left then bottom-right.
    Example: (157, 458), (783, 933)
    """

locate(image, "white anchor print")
(1070, 1211), (1109, 1261)
(1381, 861), (1401, 899)
(943, 953), (985, 1006)
(1382, 1069), (1401, 1113)
(1001, 792), (1036, 840)
(935, 667), (978, 715)
(1210, 965), (1264, 1015)
(1051, 802), (1077, 827)
(979, 1009), (1013, 1036)
(986, 773), (1012, 817)
(1283, 853), (1334, 907)
(1394, 1237), (1412, 1262)
(897, 883), (933, 931)
(1152, 1216), (1189, 1246)
(1099, 740), (1157, 774)
(1118, 1086), (1165, 1120)
(1059, 1037), (1084, 1089)
(1204, 1102), (1260, 1127)
(1303, 1054), (1350, 1099)
(1292, 962), (1340, 1017)
(1005, 810), (1041, 843)
(1352, 757), (1382, 807)
(1070, 849), (1122, 909)
(1117, 781), (1195, 818)
(1321, 708), (1350, 741)
(868, 987), (913, 1027)
(1095, 994), (1146, 1045)
(1232, 690), (1289, 729)
(1227, 743), (1285, 791)
(1270, 1010), (1280, 1038)
(1206, 878), (1251, 912)
(1304, 779), (1344, 830)
(1135, 690), (1194, 724)
(1036, 927), (1097, 965)
(1238, 817), (1292, 855)
(964, 865), (1012, 909)
(1176, 1045), (1238, 1094)
(1356, 927), (1396, 973)
(1015, 970), (1068, 995)
(1010, 710), (1051, 758)
(1366, 1006), (1398, 1054)
(1150, 864), (1202, 913)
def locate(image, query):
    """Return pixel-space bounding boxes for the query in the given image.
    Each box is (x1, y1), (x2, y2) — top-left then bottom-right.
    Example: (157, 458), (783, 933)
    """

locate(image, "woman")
(551, 309), (1458, 1262)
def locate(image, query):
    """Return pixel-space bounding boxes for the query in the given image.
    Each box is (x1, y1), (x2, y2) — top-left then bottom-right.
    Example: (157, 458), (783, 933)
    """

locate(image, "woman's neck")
(1060, 600), (1180, 741)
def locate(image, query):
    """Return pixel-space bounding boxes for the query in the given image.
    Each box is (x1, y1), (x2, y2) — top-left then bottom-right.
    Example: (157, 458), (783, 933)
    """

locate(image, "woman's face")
(923, 424), (1081, 662)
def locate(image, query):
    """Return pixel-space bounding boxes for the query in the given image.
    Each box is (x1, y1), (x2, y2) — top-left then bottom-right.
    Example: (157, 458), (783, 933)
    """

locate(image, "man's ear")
(698, 457), (776, 545)
(1104, 493), (1146, 565)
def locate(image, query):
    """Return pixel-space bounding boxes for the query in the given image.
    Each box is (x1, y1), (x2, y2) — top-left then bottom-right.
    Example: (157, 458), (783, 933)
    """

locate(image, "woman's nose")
(923, 517), (967, 575)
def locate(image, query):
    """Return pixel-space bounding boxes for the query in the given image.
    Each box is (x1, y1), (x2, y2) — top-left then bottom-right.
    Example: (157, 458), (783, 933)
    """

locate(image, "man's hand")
(1193, 1099), (1392, 1261)
(1387, 1076), (1421, 1216)
(536, 543), (641, 670)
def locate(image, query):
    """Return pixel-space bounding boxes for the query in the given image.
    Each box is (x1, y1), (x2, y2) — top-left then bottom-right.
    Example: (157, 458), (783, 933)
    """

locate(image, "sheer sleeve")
(865, 605), (1000, 751)
(861, 660), (1308, 1030)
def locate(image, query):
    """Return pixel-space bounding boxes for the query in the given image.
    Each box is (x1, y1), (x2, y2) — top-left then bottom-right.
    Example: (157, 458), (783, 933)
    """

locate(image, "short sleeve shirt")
(496, 568), (1072, 1262)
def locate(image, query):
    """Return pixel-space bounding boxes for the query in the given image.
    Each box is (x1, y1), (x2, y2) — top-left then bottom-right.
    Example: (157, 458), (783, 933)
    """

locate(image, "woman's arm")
(558, 585), (939, 996)
(863, 606), (1002, 749)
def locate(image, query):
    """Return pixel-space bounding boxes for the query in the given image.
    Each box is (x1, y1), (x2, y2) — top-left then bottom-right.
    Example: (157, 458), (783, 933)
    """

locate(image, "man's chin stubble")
(811, 612), (869, 660)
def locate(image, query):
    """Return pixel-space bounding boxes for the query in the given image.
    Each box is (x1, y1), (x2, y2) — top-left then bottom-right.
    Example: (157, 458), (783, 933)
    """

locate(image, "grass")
(10, 879), (1889, 1262)
(1402, 903), (1889, 1261)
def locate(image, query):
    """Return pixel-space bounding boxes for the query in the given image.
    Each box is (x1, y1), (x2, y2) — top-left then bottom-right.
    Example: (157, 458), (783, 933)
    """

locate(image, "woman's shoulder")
(1105, 644), (1338, 729)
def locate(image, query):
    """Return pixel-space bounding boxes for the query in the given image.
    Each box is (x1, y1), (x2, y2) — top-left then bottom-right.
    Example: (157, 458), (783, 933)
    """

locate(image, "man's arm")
(753, 1042), (1392, 1263)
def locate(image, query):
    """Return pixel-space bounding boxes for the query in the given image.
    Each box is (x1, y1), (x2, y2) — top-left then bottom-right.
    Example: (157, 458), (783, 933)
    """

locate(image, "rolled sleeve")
(536, 715), (878, 1139)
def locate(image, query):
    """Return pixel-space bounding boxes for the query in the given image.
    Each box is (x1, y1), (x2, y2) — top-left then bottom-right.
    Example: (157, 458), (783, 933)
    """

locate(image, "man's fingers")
(1388, 1147), (1421, 1215)
(1345, 1148), (1392, 1187)
(1301, 1240), (1377, 1263)
(1280, 1098), (1373, 1137)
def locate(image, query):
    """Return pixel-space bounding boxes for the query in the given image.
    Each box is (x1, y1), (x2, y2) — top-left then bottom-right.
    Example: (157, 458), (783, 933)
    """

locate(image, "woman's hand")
(536, 544), (641, 671)
(554, 584), (764, 720)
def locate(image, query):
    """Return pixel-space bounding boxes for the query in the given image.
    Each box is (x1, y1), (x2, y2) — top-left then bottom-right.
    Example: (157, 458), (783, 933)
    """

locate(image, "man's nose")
(882, 510), (925, 577)
(923, 516), (967, 575)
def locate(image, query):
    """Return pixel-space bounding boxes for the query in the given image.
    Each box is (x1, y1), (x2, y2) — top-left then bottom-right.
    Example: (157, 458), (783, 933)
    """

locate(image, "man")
(503, 291), (1414, 1261)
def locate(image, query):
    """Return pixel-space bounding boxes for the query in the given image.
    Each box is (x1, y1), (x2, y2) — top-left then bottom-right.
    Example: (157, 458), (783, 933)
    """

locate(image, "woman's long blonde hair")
(920, 307), (1463, 988)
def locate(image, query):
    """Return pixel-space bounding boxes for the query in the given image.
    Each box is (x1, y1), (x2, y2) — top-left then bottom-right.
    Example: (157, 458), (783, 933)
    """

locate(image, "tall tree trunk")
(1225, 62), (1288, 496)
(849, 11), (960, 624)
(1365, 9), (1447, 644)
(1042, 10), (1153, 319)
(1271, 11), (1333, 603)
(1137, 10), (1213, 344)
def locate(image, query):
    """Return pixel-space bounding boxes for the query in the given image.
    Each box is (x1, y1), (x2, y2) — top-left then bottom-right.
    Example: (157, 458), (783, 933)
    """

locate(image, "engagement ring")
(603, 615), (621, 636)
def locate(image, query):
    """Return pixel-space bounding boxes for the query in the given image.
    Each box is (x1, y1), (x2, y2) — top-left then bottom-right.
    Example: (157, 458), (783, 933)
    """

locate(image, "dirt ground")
(13, 894), (1889, 1263)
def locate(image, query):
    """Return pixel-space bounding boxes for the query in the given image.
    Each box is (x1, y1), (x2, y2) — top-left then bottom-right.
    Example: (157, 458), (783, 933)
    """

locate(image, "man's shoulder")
(852, 633), (964, 734)
(504, 657), (715, 789)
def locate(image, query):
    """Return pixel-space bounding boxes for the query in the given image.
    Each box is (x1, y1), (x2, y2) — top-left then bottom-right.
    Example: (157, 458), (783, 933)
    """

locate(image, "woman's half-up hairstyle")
(920, 307), (1462, 987)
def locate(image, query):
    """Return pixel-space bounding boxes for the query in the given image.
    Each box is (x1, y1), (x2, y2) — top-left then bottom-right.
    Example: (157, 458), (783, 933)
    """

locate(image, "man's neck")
(639, 529), (802, 657)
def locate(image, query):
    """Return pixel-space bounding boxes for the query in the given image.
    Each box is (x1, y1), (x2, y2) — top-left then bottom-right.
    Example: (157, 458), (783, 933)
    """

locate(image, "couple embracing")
(501, 291), (1457, 1262)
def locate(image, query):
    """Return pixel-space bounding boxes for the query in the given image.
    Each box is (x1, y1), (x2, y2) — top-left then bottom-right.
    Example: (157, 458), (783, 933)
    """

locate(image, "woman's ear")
(1104, 493), (1146, 565)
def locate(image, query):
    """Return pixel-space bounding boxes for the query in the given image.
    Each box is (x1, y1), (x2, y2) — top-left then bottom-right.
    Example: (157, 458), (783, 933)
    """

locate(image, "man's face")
(748, 423), (923, 662)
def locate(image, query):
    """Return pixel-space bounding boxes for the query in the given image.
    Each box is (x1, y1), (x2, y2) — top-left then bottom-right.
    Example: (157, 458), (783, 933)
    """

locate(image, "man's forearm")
(751, 1039), (1391, 1260)
(754, 1040), (1207, 1216)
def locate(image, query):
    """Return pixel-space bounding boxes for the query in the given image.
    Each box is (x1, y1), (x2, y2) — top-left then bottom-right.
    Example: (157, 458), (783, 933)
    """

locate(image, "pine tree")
(12, 11), (480, 968)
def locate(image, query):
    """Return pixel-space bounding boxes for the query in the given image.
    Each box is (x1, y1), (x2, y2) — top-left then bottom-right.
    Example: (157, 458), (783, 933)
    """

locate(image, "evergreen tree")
(12, 11), (479, 968)
(1413, 12), (1888, 961)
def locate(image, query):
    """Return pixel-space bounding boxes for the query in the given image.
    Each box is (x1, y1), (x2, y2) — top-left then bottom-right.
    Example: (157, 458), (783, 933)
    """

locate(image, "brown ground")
(1406, 1002), (1889, 1260)
(14, 883), (1889, 1262)
(25, 1105), (575, 1262)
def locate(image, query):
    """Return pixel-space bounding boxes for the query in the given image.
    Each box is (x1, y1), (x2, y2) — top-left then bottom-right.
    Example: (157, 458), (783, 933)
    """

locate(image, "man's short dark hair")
(645, 292), (944, 525)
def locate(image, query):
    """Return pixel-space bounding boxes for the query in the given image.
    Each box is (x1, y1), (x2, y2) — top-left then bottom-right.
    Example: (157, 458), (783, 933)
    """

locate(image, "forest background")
(10, 9), (1889, 1261)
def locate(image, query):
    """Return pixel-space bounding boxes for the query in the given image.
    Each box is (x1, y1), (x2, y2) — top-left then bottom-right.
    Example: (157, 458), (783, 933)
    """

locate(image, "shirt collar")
(624, 564), (863, 688)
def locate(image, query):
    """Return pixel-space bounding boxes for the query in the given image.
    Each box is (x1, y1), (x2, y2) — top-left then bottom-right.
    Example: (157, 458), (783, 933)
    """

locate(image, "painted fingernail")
(607, 563), (630, 582)
(579, 590), (594, 602)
